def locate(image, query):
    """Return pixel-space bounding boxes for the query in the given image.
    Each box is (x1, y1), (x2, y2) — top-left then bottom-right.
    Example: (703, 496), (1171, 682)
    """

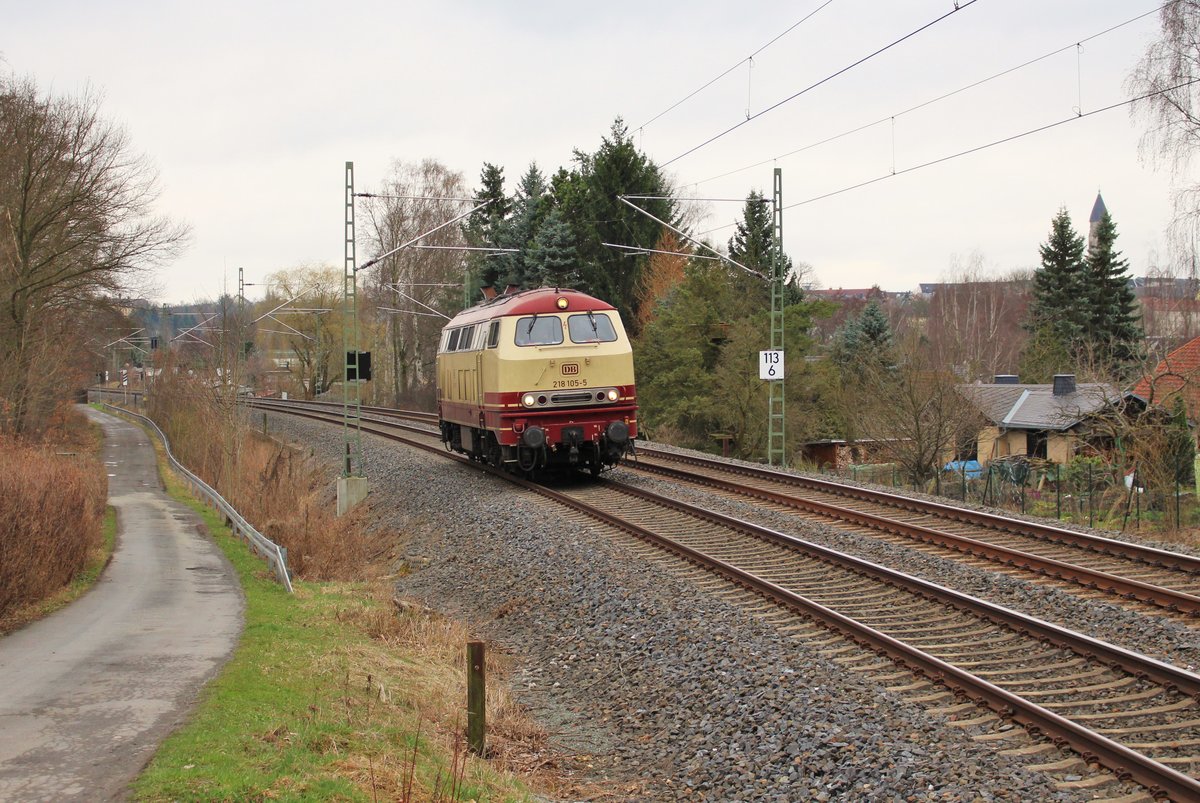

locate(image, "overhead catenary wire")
(685, 2), (1170, 189)
(684, 77), (1200, 239)
(354, 192), (480, 202)
(602, 242), (723, 261)
(634, 0), (837, 133)
(615, 196), (764, 279)
(661, 0), (981, 168)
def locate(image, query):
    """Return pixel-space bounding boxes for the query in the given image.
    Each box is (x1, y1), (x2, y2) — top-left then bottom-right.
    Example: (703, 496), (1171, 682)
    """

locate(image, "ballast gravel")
(264, 413), (1106, 802)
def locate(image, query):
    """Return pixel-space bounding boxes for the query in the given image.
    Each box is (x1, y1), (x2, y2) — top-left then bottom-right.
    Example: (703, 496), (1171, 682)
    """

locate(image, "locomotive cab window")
(459, 326), (474, 351)
(568, 312), (618, 344)
(514, 315), (563, 346)
(487, 320), (500, 348)
(447, 329), (462, 351)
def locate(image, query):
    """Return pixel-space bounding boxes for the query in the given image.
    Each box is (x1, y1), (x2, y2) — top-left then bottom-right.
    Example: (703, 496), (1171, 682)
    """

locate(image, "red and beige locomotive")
(436, 287), (637, 474)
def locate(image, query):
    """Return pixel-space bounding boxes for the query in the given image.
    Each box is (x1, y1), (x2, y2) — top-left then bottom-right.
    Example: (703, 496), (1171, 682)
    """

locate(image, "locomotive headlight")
(556, 297), (569, 310)
(522, 393), (536, 407)
(606, 389), (618, 401)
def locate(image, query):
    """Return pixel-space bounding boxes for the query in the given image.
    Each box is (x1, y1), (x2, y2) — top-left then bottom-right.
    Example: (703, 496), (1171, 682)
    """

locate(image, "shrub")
(0, 437), (106, 618)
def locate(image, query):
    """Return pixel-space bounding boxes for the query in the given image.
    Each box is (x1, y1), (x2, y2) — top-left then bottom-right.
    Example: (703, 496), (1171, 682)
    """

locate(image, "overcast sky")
(4, 0), (1183, 303)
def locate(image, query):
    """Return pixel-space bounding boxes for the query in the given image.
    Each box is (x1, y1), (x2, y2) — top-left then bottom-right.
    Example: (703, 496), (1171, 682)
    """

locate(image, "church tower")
(1088, 191), (1107, 251)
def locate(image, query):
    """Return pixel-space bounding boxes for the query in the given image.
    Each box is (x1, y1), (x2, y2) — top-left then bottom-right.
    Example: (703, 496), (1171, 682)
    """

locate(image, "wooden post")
(467, 641), (486, 756)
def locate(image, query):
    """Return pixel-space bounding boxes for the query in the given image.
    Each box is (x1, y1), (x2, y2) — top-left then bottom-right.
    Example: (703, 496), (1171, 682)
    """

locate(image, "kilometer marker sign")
(759, 350), (784, 380)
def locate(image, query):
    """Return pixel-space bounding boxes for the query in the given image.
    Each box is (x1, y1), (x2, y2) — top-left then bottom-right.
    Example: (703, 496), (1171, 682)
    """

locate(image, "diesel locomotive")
(436, 287), (637, 474)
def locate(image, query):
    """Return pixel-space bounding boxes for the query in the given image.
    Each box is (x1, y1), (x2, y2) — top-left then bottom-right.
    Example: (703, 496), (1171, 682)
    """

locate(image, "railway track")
(248, 397), (1200, 799)
(247, 396), (1200, 623)
(624, 446), (1200, 622)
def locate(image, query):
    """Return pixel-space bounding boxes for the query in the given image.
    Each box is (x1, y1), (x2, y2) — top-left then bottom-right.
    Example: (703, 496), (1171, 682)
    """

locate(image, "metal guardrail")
(93, 397), (294, 593)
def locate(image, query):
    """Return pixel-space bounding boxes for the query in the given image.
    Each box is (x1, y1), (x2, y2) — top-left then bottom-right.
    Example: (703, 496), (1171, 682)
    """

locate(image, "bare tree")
(1128, 2), (1200, 255)
(924, 255), (1031, 381)
(360, 160), (469, 407)
(259, 264), (341, 399)
(848, 330), (983, 484)
(0, 75), (187, 433)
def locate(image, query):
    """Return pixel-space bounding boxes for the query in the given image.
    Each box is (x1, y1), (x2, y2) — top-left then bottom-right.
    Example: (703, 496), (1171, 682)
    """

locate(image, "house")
(961, 374), (1126, 465)
(1131, 334), (1200, 437)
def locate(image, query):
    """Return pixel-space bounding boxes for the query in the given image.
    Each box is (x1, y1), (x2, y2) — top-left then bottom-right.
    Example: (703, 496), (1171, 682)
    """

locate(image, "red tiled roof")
(1132, 335), (1200, 420)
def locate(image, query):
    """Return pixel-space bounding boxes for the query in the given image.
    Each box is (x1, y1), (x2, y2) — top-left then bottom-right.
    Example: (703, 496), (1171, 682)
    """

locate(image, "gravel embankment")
(263, 413), (1118, 802)
(614, 465), (1200, 672)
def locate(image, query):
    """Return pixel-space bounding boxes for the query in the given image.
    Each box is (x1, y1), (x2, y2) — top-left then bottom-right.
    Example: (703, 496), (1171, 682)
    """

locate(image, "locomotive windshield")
(514, 315), (564, 346)
(568, 312), (617, 343)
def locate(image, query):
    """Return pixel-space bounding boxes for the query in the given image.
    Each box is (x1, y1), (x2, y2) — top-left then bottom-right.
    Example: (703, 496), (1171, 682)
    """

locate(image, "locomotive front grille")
(551, 392), (594, 404)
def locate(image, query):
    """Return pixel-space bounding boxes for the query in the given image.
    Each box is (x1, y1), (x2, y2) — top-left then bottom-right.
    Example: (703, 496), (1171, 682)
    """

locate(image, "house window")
(1026, 431), (1048, 459)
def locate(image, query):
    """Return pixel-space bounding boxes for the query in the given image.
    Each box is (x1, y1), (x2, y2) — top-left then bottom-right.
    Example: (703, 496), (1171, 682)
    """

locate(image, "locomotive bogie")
(436, 288), (637, 475)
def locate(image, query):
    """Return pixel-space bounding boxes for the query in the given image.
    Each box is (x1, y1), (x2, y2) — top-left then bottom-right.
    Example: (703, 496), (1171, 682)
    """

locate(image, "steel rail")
(637, 444), (1200, 575)
(631, 456), (1200, 616)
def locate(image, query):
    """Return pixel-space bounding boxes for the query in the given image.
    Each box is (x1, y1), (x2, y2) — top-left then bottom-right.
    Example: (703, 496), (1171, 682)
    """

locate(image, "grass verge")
(0, 505), (117, 637)
(130, 442), (546, 801)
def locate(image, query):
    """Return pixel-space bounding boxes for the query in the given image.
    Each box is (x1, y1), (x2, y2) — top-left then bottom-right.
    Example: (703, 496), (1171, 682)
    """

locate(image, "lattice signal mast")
(768, 167), (786, 467)
(343, 162), (364, 480)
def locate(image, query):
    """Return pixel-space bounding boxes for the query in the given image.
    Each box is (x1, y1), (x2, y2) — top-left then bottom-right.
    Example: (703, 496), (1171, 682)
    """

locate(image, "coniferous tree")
(1085, 212), (1142, 369)
(1027, 208), (1088, 353)
(832, 301), (893, 372)
(728, 191), (791, 278)
(526, 208), (579, 288)
(463, 163), (510, 292)
(553, 118), (676, 333)
(496, 163), (549, 290)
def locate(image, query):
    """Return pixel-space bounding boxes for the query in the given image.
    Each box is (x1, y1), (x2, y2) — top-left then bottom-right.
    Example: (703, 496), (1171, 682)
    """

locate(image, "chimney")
(993, 374), (1019, 385)
(1052, 374), (1076, 396)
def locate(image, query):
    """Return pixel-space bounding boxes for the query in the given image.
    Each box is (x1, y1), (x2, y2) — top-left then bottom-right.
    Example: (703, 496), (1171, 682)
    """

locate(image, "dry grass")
(0, 405), (106, 621)
(330, 583), (597, 800)
(149, 373), (378, 582)
(138, 376), (606, 799)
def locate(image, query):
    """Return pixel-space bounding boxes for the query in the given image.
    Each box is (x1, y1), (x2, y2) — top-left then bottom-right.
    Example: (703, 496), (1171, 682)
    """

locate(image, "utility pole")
(339, 161), (368, 515)
(767, 167), (786, 466)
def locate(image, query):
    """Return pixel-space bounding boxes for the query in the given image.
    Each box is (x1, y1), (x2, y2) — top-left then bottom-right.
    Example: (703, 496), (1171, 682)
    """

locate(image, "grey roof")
(960, 382), (1121, 431)
(1090, 192), (1108, 223)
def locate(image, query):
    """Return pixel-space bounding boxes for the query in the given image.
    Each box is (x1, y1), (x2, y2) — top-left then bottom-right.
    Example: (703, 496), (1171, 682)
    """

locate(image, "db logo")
(561, 363), (580, 375)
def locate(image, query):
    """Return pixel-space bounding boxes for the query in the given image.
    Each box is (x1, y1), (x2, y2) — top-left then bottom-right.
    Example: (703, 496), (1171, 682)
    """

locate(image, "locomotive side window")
(487, 320), (500, 348)
(514, 315), (563, 346)
(447, 329), (462, 351)
(567, 312), (618, 343)
(459, 326), (474, 351)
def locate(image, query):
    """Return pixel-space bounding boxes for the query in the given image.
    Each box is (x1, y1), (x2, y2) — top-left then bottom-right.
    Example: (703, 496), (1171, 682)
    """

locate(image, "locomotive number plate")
(561, 363), (580, 375)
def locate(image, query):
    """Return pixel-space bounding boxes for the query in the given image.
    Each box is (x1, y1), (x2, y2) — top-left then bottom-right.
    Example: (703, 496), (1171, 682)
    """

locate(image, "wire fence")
(92, 396), (293, 592)
(828, 459), (1199, 534)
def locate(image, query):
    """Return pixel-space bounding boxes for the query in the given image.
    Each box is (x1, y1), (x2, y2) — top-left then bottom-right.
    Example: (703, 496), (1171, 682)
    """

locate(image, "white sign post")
(759, 350), (784, 380)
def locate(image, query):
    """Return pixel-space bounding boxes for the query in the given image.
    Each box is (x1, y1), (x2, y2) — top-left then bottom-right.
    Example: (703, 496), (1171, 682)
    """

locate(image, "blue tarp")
(943, 459), (983, 480)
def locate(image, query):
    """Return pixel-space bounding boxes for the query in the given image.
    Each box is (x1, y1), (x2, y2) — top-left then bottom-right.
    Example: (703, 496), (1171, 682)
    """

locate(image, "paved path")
(0, 407), (243, 801)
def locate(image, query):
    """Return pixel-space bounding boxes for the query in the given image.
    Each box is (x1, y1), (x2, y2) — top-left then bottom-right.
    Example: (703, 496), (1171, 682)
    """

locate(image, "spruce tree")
(728, 191), (791, 276)
(1028, 208), (1088, 352)
(1085, 212), (1141, 369)
(832, 301), (893, 372)
(526, 208), (580, 288)
(552, 118), (676, 332)
(496, 163), (548, 290)
(464, 163), (510, 291)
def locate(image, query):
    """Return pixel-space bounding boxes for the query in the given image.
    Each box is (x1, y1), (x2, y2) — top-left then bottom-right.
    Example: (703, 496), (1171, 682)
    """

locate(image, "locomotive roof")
(446, 287), (615, 326)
